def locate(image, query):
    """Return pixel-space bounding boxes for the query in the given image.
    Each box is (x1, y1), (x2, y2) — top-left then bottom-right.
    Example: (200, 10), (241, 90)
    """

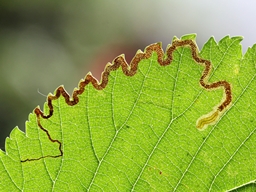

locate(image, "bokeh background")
(1, 1), (256, 149)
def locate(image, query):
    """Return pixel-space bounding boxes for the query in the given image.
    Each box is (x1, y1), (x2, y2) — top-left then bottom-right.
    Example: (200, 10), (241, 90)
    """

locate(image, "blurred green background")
(1, 1), (256, 150)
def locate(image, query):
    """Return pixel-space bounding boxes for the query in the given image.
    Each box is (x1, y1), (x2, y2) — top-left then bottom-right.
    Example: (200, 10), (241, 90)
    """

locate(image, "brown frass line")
(20, 108), (63, 162)
(21, 39), (232, 162)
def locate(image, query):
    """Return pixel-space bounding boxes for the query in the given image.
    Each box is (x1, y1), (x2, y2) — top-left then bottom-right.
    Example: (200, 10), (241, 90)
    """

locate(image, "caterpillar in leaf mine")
(169, 40), (232, 130)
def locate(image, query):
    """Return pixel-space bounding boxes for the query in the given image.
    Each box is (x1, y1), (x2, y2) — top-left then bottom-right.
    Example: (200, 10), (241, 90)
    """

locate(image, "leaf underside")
(1, 34), (256, 191)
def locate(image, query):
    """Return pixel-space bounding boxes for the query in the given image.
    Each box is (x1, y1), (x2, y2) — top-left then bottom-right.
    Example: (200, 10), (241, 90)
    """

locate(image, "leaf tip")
(172, 34), (197, 42)
(180, 33), (197, 41)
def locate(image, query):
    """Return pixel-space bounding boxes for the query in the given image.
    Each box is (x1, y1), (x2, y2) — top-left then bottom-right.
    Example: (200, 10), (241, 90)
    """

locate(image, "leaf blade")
(1, 34), (256, 191)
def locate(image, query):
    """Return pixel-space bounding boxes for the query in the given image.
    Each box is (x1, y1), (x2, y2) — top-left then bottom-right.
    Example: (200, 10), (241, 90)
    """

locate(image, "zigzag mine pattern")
(21, 39), (232, 162)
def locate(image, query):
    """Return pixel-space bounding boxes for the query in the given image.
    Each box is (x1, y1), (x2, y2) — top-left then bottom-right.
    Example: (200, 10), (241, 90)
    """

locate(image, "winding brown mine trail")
(21, 39), (232, 162)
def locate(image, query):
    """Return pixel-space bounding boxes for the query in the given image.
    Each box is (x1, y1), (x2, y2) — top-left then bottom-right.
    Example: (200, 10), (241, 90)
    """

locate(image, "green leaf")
(1, 34), (256, 191)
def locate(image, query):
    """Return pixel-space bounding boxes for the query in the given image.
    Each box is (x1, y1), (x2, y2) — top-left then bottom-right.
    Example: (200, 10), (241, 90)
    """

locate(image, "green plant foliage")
(1, 34), (256, 191)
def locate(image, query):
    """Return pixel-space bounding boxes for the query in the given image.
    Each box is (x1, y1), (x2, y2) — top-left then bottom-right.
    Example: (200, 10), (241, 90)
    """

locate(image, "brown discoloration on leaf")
(21, 39), (232, 162)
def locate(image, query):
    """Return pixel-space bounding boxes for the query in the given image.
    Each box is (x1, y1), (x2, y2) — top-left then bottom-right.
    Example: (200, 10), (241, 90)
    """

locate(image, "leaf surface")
(1, 34), (256, 191)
